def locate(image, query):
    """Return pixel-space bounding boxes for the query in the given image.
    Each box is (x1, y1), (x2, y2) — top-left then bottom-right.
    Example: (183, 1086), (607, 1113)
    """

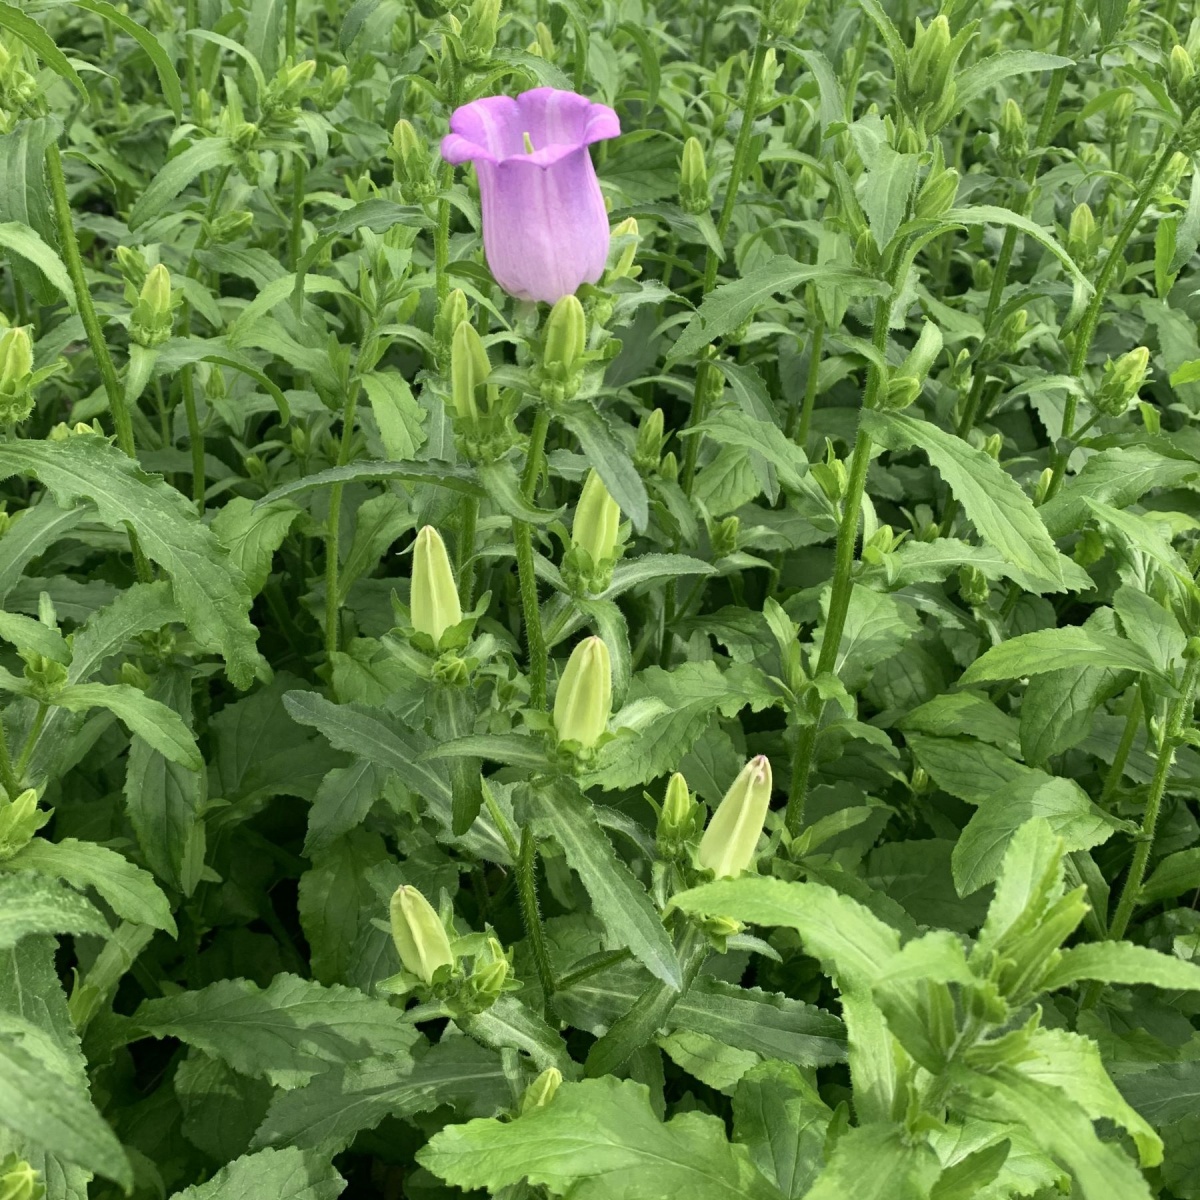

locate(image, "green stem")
(784, 274), (893, 835)
(435, 162), (453, 307)
(514, 408), (551, 709)
(792, 318), (824, 445)
(289, 153), (307, 269)
(1107, 657), (1200, 943)
(679, 22), (773, 495)
(180, 368), (205, 514)
(555, 947), (633, 992)
(517, 824), (557, 1018)
(0, 716), (21, 798)
(285, 0), (297, 61)
(1100, 686), (1144, 805)
(1045, 138), (1176, 499)
(324, 379), (363, 657)
(457, 494), (479, 610)
(46, 142), (152, 582)
(15, 702), (48, 781)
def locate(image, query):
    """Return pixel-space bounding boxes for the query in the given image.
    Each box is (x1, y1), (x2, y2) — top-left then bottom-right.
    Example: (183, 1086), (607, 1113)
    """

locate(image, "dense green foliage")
(1, 0), (1200, 1196)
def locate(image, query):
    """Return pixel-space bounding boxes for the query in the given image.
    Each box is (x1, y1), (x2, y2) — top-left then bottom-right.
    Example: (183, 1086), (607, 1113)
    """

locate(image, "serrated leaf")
(212, 498), (301, 598)
(0, 871), (109, 948)
(166, 1147), (344, 1200)
(56, 682), (202, 769)
(802, 1121), (942, 1200)
(1041, 941), (1200, 993)
(417, 1076), (781, 1199)
(129, 137), (238, 230)
(955, 50), (1073, 107)
(961, 627), (1162, 685)
(0, 437), (260, 688)
(0, 221), (74, 310)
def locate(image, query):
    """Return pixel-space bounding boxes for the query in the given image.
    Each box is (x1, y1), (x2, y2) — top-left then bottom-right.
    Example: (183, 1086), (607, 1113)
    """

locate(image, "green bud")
(572, 470), (621, 568)
(983, 432), (1004, 460)
(319, 63), (348, 109)
(1094, 346), (1150, 416)
(115, 244), (147, 286)
(1169, 44), (1196, 104)
(0, 1155), (41, 1200)
(609, 216), (641, 280)
(194, 86), (213, 129)
(634, 407), (665, 470)
(410, 526), (462, 646)
(462, 0), (501, 60)
(768, 0), (811, 38)
(915, 167), (959, 219)
(207, 210), (255, 243)
(0, 325), (33, 423)
(884, 320), (942, 410)
(1033, 466), (1054, 506)
(231, 120), (260, 151)
(436, 287), (470, 365)
(543, 294), (586, 376)
(906, 15), (952, 103)
(392, 119), (436, 203)
(451, 320), (491, 423)
(659, 450), (679, 484)
(463, 935), (511, 1008)
(0, 789), (46, 861)
(679, 137), (710, 215)
(712, 514), (739, 558)
(553, 636), (612, 749)
(996, 308), (1028, 357)
(530, 21), (555, 59)
(1067, 202), (1098, 269)
(131, 263), (174, 347)
(657, 771), (701, 852)
(997, 97), (1027, 164)
(1160, 150), (1191, 196)
(389, 885), (456, 985)
(696, 755), (772, 879)
(520, 1066), (563, 1113)
(958, 565), (990, 608)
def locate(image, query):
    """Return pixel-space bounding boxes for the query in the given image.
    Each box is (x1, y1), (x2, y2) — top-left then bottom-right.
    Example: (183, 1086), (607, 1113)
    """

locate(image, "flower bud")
(451, 320), (491, 423)
(915, 166), (959, 220)
(609, 216), (640, 280)
(392, 119), (435, 203)
(679, 137), (710, 215)
(1160, 150), (1191, 197)
(519, 1066), (563, 1114)
(572, 470), (621, 568)
(657, 771), (702, 854)
(884, 320), (942, 410)
(696, 755), (773, 879)
(634, 408), (665, 470)
(231, 120), (260, 152)
(1094, 346), (1150, 416)
(462, 934), (511, 1009)
(958, 565), (990, 608)
(768, 0), (811, 38)
(435, 288), (470, 364)
(0, 325), (33, 423)
(130, 263), (174, 347)
(207, 210), (255, 243)
(1107, 91), (1134, 136)
(540, 295), (587, 404)
(1168, 44), (1196, 105)
(996, 308), (1028, 357)
(712, 514), (740, 558)
(389, 884), (455, 984)
(983, 432), (1004, 460)
(0, 1156), (39, 1200)
(1067, 203), (1098, 270)
(998, 97), (1027, 164)
(659, 450), (679, 484)
(410, 525), (462, 646)
(194, 86), (213, 129)
(906, 15), (952, 103)
(1033, 466), (1054, 506)
(0, 789), (45, 861)
(462, 0), (500, 60)
(318, 63), (348, 109)
(553, 636), (612, 749)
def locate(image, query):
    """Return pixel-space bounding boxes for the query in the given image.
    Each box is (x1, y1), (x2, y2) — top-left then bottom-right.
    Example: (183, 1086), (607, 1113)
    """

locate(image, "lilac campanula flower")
(441, 88), (620, 304)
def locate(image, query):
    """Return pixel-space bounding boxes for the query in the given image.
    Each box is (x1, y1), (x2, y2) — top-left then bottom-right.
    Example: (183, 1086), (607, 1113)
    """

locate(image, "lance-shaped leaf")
(961, 627), (1164, 686)
(166, 1147), (344, 1200)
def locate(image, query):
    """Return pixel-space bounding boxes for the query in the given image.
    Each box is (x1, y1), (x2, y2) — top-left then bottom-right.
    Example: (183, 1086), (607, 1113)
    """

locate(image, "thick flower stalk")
(441, 88), (620, 303)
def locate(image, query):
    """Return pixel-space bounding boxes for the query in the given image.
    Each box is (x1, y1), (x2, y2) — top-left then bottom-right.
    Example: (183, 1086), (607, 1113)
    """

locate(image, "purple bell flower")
(441, 88), (620, 304)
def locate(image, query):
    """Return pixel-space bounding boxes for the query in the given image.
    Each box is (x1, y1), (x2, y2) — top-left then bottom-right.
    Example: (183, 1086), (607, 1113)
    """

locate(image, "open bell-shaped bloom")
(441, 88), (620, 304)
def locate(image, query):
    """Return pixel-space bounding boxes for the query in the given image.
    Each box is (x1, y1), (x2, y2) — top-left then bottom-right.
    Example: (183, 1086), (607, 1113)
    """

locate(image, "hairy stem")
(517, 823), (557, 1018)
(324, 378), (363, 657)
(514, 408), (551, 709)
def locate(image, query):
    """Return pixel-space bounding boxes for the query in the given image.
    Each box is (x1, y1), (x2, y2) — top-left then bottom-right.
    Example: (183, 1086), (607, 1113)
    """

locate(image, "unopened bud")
(520, 1066), (563, 1113)
(208, 210), (255, 243)
(389, 885), (455, 985)
(1094, 346), (1150, 416)
(1067, 203), (1098, 269)
(609, 216), (640, 279)
(464, 935), (511, 1007)
(996, 308), (1028, 357)
(712, 514), (740, 558)
(319, 63), (348, 109)
(915, 167), (959, 219)
(0, 1155), (40, 1200)
(884, 321), (942, 409)
(0, 325), (33, 423)
(451, 320), (490, 423)
(958, 565), (990, 607)
(195, 86), (212, 129)
(572, 470), (621, 567)
(696, 755), (773, 879)
(410, 526), (462, 646)
(0, 789), (45, 861)
(906, 15), (952, 103)
(768, 0), (811, 38)
(983, 432), (1004, 459)
(659, 450), (679, 484)
(231, 120), (260, 151)
(462, 0), (500, 60)
(1033, 466), (1054, 506)
(540, 294), (587, 403)
(436, 287), (470, 365)
(1160, 150), (1191, 197)
(1168, 44), (1196, 104)
(634, 408), (665, 470)
(998, 97), (1027, 164)
(131, 263), (173, 347)
(679, 137), (710, 215)
(392, 119), (436, 203)
(657, 771), (701, 852)
(553, 636), (612, 749)
(529, 22), (555, 59)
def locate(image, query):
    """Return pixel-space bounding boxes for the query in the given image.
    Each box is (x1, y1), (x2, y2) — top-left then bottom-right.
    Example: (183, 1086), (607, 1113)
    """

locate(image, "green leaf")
(689, 405), (809, 493)
(303, 763), (387, 860)
(5, 837), (176, 934)
(906, 733), (1029, 803)
(977, 817), (1064, 955)
(954, 50), (1073, 107)
(0, 609), (68, 662)
(0, 499), (85, 603)
(732, 1059), (832, 1198)
(417, 1076), (781, 1199)
(1041, 941), (1200, 993)
(166, 1147), (344, 1200)
(669, 255), (887, 362)
(212, 498), (301, 598)
(602, 554), (717, 600)
(521, 781), (680, 989)
(361, 371), (427, 461)
(0, 870), (108, 948)
(961, 627), (1162, 685)
(71, 0), (184, 121)
(898, 692), (1020, 755)
(257, 460), (481, 507)
(802, 1122), (942, 1200)
(254, 1038), (510, 1154)
(0, 1014), (131, 1188)
(1140, 847), (1200, 904)
(863, 410), (1087, 593)
(56, 682), (202, 769)
(0, 2), (86, 97)
(560, 405), (649, 532)
(953, 776), (1121, 895)
(477, 459), (563, 525)
(671, 876), (901, 995)
(0, 436), (261, 689)
(817, 585), (919, 692)
(0, 221), (75, 311)
(129, 137), (238, 230)
(459, 994), (577, 1077)
(132, 973), (421, 1088)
